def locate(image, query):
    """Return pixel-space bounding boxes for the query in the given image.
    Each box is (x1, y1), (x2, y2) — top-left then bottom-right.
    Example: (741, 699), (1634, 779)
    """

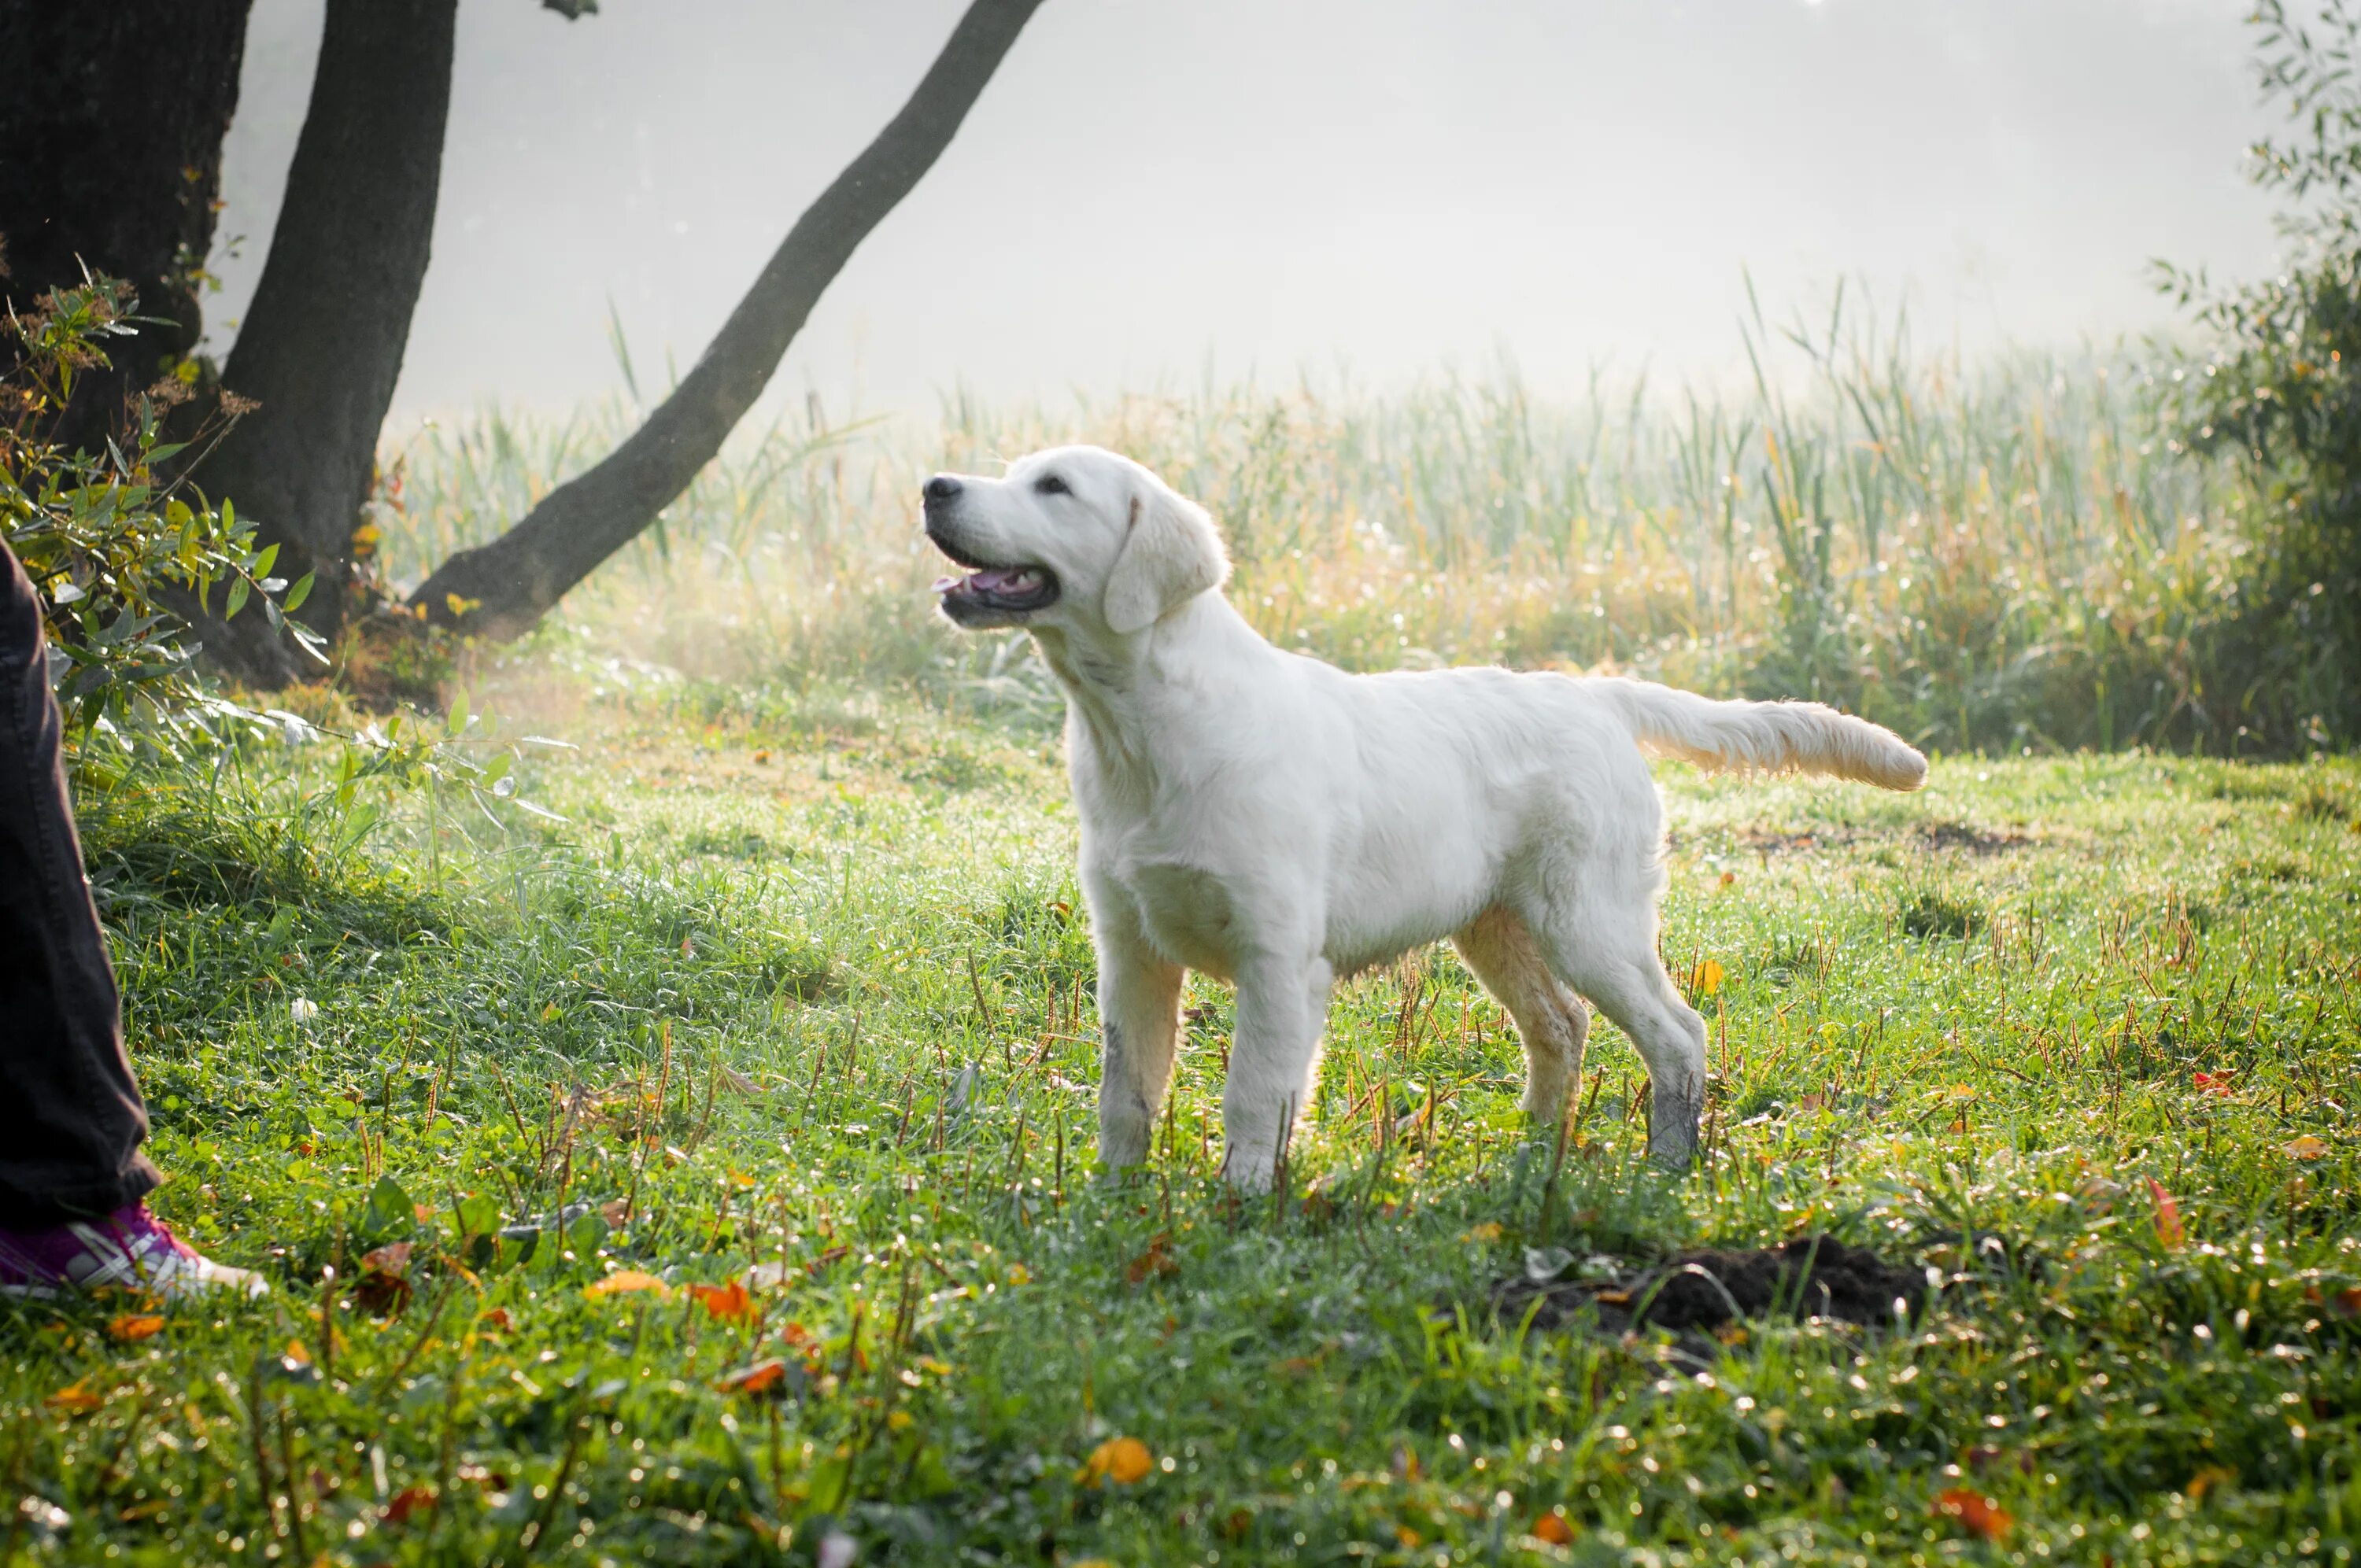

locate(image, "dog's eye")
(1033, 474), (1069, 496)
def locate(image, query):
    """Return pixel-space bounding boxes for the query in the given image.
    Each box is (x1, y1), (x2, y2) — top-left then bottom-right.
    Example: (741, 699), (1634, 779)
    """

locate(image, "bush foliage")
(0, 276), (318, 742)
(2160, 0), (2361, 747)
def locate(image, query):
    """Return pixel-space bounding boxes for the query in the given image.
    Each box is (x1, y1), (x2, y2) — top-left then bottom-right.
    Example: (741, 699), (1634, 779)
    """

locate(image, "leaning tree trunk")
(0, 2), (252, 454)
(410, 0), (1047, 640)
(190, 0), (459, 685)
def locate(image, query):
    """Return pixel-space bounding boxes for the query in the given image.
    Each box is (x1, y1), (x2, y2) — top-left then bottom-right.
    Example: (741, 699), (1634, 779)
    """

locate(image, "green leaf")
(566, 1210), (607, 1256)
(360, 1175), (418, 1240)
(454, 1193), (502, 1239)
(224, 576), (249, 621)
(251, 542), (279, 579)
(283, 569), (314, 613)
(448, 686), (471, 740)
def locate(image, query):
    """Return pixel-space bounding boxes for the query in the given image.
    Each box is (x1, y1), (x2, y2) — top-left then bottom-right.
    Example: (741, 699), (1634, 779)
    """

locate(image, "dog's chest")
(1107, 858), (1240, 982)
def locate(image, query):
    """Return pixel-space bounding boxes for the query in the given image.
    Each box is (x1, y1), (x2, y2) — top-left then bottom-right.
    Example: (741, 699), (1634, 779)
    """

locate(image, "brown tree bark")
(409, 0), (1047, 640)
(0, 2), (253, 452)
(188, 0), (460, 684)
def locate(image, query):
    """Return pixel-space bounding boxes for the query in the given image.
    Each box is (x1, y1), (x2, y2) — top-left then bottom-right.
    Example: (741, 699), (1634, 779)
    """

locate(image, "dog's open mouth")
(933, 564), (1059, 614)
(928, 529), (1061, 620)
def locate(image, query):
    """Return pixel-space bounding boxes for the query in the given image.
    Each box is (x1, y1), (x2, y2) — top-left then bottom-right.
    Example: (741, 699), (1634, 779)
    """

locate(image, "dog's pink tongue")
(933, 566), (1040, 596)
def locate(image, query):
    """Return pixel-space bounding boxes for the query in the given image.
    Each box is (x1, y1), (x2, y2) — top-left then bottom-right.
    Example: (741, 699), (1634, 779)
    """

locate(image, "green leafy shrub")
(0, 275), (317, 743)
(2158, 0), (2361, 749)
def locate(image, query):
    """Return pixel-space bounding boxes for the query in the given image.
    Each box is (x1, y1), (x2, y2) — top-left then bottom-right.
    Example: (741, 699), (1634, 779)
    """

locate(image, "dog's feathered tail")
(1586, 676), (1927, 791)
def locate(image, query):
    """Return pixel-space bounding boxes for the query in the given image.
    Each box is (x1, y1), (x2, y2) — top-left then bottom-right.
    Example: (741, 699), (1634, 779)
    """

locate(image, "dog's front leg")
(1092, 909), (1185, 1173)
(1221, 951), (1332, 1193)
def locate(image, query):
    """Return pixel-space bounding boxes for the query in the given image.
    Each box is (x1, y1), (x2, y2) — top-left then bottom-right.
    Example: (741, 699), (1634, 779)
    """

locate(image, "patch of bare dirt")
(1917, 821), (2031, 855)
(1738, 828), (1860, 855)
(1494, 1235), (1927, 1335)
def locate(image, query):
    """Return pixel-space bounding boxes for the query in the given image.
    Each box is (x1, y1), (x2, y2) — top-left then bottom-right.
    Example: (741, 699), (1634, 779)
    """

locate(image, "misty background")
(208, 0), (2280, 422)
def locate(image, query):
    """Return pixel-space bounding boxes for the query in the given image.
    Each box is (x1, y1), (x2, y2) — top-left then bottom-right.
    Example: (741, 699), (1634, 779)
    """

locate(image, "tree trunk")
(410, 0), (1047, 640)
(0, 2), (252, 452)
(190, 0), (460, 684)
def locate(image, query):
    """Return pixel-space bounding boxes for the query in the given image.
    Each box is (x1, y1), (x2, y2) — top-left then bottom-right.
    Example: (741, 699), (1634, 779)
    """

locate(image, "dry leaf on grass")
(1125, 1236), (1179, 1285)
(1077, 1436), (1155, 1486)
(718, 1359), (791, 1398)
(1935, 1489), (2012, 1541)
(384, 1483), (436, 1524)
(45, 1380), (102, 1415)
(2147, 1178), (2185, 1249)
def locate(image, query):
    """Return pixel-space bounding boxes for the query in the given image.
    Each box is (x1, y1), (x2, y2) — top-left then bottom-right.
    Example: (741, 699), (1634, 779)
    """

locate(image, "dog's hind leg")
(1090, 893), (1185, 1172)
(1452, 906), (1589, 1123)
(1522, 887), (1708, 1168)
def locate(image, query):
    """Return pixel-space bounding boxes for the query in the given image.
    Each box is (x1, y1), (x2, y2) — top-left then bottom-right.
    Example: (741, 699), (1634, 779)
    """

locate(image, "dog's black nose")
(924, 475), (963, 503)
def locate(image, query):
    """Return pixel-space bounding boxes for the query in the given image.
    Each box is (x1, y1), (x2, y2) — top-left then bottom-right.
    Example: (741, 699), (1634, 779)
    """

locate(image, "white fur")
(923, 445), (1927, 1189)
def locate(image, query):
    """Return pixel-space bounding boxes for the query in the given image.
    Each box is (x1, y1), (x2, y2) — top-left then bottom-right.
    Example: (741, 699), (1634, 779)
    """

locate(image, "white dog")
(923, 446), (1925, 1189)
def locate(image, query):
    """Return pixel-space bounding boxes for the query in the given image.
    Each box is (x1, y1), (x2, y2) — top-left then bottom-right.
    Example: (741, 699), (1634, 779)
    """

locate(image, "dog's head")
(922, 446), (1229, 636)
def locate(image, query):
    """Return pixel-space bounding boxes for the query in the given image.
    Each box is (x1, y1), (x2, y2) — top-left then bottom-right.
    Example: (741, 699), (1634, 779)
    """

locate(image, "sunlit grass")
(5, 681), (2355, 1564)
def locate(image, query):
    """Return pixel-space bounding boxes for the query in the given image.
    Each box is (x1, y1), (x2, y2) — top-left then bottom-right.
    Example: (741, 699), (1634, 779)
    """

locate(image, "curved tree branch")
(410, 0), (1047, 639)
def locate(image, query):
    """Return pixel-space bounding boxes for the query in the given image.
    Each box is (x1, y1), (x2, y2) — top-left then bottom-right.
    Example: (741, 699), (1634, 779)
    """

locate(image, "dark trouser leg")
(0, 540), (157, 1226)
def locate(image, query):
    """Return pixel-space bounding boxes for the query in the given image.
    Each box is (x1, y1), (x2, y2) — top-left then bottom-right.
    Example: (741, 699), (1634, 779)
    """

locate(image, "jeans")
(0, 539), (158, 1226)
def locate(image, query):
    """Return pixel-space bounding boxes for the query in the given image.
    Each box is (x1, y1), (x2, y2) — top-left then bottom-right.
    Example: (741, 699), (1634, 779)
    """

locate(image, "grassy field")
(6, 668), (2357, 1566)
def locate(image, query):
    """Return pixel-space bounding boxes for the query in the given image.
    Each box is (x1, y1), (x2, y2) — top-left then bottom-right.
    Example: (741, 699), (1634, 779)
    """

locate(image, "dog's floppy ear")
(1103, 481), (1229, 635)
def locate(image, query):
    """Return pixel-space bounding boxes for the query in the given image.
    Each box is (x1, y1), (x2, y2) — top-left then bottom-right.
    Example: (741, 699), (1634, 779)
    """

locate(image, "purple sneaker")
(0, 1201), (268, 1301)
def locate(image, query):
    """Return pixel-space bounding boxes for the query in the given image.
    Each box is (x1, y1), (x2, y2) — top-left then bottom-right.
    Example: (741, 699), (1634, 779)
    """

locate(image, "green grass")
(6, 678), (2357, 1566)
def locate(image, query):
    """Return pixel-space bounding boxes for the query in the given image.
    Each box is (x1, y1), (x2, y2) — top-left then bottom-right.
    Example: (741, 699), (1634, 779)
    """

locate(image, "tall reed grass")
(375, 290), (2287, 754)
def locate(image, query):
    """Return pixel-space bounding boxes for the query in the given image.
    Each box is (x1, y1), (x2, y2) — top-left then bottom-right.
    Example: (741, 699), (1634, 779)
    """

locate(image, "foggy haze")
(208, 0), (2281, 420)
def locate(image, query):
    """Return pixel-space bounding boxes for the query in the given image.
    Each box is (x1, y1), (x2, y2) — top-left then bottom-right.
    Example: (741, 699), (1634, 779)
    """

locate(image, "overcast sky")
(208, 0), (2281, 419)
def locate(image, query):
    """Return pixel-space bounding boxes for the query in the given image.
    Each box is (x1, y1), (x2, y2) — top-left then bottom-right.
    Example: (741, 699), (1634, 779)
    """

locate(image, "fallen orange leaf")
(2191, 1072), (2235, 1097)
(108, 1312), (165, 1342)
(384, 1483), (436, 1524)
(2333, 1287), (2361, 1319)
(1459, 1223), (1504, 1244)
(1125, 1236), (1179, 1286)
(1079, 1435), (1155, 1486)
(1692, 958), (1725, 997)
(2185, 1465), (2237, 1502)
(360, 1241), (413, 1273)
(1935, 1489), (2012, 1541)
(690, 1280), (754, 1323)
(585, 1270), (671, 1301)
(1532, 1510), (1575, 1544)
(2147, 1178), (2184, 1249)
(718, 1359), (790, 1398)
(45, 1381), (102, 1415)
(478, 1307), (515, 1334)
(2287, 1134), (2330, 1160)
